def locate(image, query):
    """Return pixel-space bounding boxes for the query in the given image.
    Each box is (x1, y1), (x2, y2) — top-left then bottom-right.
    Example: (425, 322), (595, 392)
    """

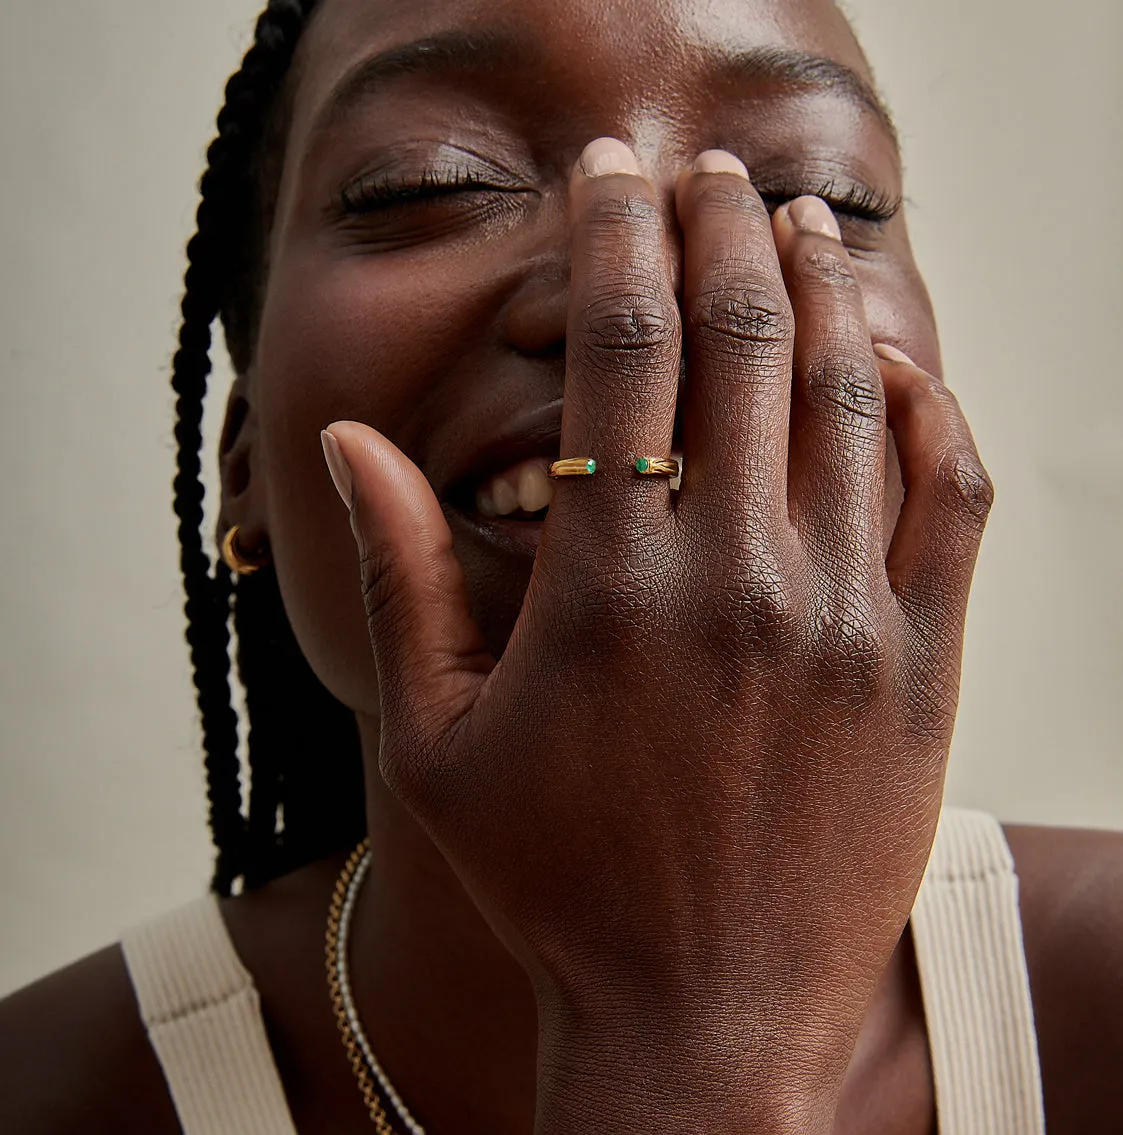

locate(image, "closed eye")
(758, 178), (902, 226)
(337, 166), (527, 214)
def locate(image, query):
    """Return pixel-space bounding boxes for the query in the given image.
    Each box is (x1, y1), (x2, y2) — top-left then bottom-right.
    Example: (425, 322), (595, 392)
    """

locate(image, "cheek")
(858, 254), (941, 377)
(250, 246), (498, 712)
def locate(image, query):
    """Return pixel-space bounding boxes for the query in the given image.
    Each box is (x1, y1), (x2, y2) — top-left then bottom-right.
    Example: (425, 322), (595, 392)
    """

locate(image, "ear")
(216, 371), (268, 559)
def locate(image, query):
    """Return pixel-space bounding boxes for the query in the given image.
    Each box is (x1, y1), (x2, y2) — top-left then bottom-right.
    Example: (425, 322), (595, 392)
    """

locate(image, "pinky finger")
(880, 346), (995, 645)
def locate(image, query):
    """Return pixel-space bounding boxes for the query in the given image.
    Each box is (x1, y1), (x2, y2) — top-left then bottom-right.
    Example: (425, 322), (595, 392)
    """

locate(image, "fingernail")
(321, 429), (353, 509)
(692, 149), (750, 179)
(788, 196), (842, 241)
(873, 343), (916, 366)
(579, 137), (641, 178)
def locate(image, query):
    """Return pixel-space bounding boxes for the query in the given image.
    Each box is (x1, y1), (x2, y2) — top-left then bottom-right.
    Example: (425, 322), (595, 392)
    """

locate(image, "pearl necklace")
(326, 841), (427, 1135)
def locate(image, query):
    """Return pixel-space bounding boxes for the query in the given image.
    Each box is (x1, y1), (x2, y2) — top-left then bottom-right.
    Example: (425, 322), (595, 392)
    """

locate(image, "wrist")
(534, 1002), (845, 1135)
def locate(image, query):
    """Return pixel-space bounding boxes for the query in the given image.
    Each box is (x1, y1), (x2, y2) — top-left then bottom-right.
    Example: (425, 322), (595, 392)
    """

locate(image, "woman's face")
(232, 0), (937, 715)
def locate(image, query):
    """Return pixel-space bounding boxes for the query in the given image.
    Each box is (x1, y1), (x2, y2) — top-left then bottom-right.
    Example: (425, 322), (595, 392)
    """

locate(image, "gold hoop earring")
(221, 526), (268, 576)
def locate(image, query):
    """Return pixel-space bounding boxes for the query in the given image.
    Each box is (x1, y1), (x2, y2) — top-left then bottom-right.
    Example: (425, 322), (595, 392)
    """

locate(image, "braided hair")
(172, 0), (365, 896)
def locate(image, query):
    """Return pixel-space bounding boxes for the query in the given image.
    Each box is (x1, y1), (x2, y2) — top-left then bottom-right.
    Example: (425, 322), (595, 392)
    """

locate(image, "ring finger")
(773, 197), (887, 582)
(673, 150), (797, 542)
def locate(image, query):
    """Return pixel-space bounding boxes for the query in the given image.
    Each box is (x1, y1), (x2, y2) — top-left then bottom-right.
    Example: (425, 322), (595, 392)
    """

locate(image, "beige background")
(0, 0), (1120, 998)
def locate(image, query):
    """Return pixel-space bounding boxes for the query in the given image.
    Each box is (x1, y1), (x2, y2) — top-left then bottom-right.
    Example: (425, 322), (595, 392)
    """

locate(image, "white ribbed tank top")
(120, 807), (1046, 1134)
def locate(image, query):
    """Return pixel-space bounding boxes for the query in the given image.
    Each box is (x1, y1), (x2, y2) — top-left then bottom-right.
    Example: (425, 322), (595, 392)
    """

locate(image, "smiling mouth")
(475, 457), (554, 519)
(470, 452), (684, 521)
(442, 397), (685, 526)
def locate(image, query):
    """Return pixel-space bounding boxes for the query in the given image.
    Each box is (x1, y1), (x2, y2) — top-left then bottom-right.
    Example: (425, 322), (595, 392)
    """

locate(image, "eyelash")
(338, 167), (497, 213)
(760, 179), (901, 226)
(337, 168), (901, 227)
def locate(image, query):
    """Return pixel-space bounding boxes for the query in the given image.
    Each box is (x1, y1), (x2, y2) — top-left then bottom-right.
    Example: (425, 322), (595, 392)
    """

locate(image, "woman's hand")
(322, 139), (992, 1133)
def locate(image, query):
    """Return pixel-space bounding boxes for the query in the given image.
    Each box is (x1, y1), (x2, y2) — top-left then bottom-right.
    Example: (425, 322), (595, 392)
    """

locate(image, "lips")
(444, 397), (683, 527)
(442, 399), (565, 518)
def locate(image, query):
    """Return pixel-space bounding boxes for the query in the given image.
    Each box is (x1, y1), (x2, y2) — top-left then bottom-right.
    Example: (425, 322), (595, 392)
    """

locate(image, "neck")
(352, 712), (538, 1135)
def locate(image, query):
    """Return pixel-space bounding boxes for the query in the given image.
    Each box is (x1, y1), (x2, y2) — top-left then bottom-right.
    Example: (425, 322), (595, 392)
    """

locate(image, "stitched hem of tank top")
(142, 982), (257, 1029)
(925, 864), (1013, 884)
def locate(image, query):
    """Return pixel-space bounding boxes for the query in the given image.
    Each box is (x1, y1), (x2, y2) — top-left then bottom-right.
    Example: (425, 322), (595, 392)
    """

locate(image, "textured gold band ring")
(633, 457), (681, 477)
(549, 457), (598, 478)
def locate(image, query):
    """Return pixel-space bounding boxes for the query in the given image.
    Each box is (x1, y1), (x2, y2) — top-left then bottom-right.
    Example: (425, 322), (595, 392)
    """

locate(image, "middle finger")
(553, 137), (681, 544)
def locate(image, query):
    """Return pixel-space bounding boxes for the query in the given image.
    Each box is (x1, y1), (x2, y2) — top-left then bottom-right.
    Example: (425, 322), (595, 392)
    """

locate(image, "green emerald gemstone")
(635, 457), (651, 473)
(586, 459), (597, 474)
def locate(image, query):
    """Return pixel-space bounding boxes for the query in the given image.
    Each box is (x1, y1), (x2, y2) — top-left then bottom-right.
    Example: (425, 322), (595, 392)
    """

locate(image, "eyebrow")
(315, 30), (533, 134)
(314, 30), (897, 147)
(718, 46), (898, 147)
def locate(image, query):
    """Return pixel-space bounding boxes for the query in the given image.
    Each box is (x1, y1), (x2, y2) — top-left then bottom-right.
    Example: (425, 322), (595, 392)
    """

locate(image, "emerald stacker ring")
(549, 457), (598, 478)
(633, 456), (681, 477)
(547, 456), (681, 479)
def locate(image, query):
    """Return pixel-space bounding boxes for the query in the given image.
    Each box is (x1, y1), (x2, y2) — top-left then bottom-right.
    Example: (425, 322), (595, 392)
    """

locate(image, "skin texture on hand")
(4, 3), (1123, 1135)
(324, 136), (991, 1132)
(208, 1), (991, 1128)
(207, 0), (998, 1130)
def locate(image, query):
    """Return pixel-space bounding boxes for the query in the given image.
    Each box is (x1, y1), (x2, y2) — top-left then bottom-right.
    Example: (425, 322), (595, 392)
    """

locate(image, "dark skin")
(2, 0), (1122, 1131)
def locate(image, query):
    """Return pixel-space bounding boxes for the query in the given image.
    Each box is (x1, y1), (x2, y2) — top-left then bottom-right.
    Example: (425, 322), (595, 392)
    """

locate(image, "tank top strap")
(910, 806), (1046, 1133)
(120, 894), (299, 1135)
(121, 813), (1045, 1132)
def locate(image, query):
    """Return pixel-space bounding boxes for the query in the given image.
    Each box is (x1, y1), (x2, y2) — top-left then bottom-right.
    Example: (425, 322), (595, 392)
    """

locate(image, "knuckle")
(578, 284), (678, 359)
(694, 181), (771, 225)
(691, 277), (794, 352)
(810, 597), (888, 694)
(938, 452), (995, 524)
(807, 358), (884, 424)
(696, 538), (798, 656)
(797, 246), (860, 292)
(584, 188), (663, 236)
(711, 572), (796, 654)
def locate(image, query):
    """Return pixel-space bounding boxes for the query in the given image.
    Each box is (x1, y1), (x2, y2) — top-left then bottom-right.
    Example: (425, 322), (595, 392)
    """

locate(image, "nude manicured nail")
(579, 137), (641, 178)
(873, 343), (916, 366)
(788, 195), (842, 241)
(692, 149), (750, 179)
(321, 429), (353, 509)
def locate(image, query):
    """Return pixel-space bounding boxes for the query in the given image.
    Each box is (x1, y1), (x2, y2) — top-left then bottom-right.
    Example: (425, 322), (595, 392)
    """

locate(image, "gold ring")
(633, 457), (681, 477)
(549, 457), (598, 478)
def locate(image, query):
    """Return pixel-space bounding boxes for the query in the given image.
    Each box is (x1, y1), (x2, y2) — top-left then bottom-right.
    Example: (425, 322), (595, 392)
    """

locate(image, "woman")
(1, 0), (1120, 1130)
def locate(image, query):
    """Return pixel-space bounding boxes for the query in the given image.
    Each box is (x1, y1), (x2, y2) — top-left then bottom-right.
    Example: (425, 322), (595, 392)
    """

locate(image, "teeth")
(475, 485), (498, 517)
(517, 463), (553, 513)
(475, 453), (682, 517)
(476, 459), (555, 519)
(491, 477), (520, 516)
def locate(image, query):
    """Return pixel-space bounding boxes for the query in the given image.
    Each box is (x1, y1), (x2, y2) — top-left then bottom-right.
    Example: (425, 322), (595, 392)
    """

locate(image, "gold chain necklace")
(326, 840), (426, 1135)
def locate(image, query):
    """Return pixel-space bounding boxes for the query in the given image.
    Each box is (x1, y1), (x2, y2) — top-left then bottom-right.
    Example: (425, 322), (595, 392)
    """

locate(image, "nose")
(502, 269), (570, 357)
(502, 152), (686, 357)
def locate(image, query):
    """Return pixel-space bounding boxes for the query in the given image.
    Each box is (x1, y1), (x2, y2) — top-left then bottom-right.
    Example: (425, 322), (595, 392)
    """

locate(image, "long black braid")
(172, 0), (365, 895)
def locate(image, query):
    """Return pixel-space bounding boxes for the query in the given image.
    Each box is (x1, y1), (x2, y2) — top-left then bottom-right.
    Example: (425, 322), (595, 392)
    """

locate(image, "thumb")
(321, 422), (493, 782)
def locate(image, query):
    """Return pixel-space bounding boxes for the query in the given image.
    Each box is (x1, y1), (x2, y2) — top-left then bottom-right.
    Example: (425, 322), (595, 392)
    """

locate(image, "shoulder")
(0, 861), (346, 1135)
(1004, 823), (1123, 1132)
(0, 942), (180, 1135)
